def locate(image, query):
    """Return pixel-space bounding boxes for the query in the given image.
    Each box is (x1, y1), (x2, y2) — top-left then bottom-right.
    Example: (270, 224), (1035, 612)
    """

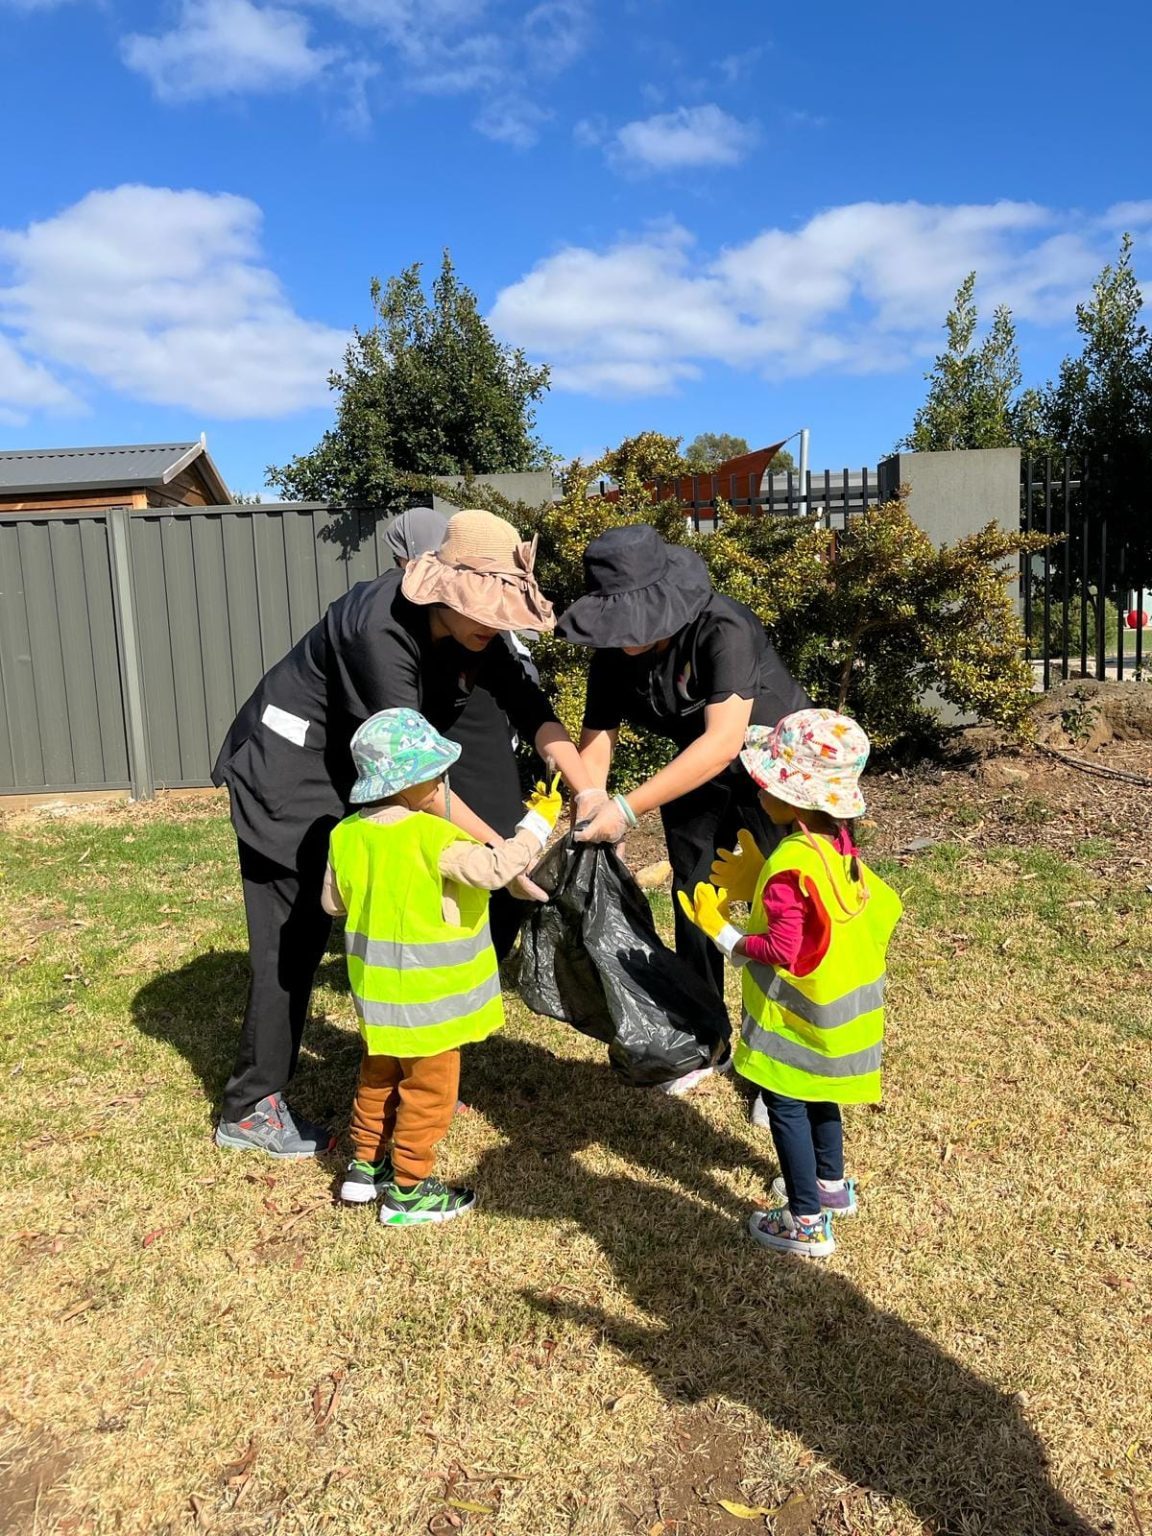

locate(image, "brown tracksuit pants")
(349, 1048), (461, 1184)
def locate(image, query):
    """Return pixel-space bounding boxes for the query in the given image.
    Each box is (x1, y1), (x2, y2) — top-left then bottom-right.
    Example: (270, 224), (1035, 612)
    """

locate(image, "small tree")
(903, 273), (1025, 452)
(268, 252), (551, 513)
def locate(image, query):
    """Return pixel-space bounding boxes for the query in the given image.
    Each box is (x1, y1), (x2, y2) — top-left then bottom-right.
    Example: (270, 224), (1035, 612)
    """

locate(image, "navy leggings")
(761, 1090), (844, 1218)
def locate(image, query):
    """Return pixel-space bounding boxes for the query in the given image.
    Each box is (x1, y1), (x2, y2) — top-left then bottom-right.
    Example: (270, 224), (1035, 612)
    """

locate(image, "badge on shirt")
(261, 703), (310, 747)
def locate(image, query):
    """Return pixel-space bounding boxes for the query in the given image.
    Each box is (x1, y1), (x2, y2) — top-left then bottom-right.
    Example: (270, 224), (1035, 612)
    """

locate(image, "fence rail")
(1021, 458), (1148, 688)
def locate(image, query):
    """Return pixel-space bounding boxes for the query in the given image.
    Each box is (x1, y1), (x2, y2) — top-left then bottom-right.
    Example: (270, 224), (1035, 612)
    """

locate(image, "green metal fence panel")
(1, 502), (395, 796)
(0, 513), (131, 793)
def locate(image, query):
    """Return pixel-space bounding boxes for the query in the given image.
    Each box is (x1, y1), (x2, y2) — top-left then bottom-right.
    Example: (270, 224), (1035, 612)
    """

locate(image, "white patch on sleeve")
(261, 704), (310, 747)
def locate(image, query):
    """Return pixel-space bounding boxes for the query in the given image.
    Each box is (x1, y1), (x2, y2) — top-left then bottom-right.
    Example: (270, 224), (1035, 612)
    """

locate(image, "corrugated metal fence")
(0, 503), (395, 798)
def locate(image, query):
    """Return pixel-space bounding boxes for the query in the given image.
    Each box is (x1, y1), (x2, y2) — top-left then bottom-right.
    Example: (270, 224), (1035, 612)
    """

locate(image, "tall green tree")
(902, 273), (1026, 452)
(268, 252), (551, 508)
(1042, 234), (1152, 586)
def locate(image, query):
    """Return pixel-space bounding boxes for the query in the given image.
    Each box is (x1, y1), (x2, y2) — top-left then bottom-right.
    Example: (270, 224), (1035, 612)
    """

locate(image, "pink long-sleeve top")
(741, 826), (859, 976)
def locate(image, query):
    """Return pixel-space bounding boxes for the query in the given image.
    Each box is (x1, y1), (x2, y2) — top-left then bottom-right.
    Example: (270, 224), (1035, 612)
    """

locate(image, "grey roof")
(0, 441), (231, 502)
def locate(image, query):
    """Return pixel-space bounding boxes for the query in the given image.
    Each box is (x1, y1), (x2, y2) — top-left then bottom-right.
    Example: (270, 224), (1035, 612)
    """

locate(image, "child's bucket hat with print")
(740, 707), (870, 819)
(349, 707), (461, 804)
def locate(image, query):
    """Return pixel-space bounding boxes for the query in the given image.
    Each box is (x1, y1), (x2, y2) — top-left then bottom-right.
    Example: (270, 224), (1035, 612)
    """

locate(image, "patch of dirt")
(624, 1404), (826, 1536)
(0, 1434), (75, 1535)
(622, 735), (1151, 889)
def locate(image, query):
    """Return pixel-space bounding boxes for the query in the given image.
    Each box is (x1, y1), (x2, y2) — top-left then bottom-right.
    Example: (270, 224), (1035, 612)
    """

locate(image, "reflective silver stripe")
(741, 1014), (882, 1079)
(745, 965), (885, 1030)
(345, 923), (493, 970)
(355, 970), (501, 1030)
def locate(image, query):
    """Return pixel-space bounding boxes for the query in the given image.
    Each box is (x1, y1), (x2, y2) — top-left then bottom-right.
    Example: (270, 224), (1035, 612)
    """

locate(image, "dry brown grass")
(0, 792), (1149, 1536)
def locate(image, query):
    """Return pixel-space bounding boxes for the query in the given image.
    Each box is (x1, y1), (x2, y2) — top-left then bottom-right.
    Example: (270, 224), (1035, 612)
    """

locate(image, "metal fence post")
(107, 506), (154, 800)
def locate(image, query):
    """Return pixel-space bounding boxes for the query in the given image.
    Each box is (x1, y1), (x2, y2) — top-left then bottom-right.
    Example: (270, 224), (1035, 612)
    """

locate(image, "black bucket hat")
(556, 524), (713, 648)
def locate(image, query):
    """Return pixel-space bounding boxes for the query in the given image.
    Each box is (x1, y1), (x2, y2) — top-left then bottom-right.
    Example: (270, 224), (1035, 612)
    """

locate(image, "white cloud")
(115, 0), (588, 132)
(0, 335), (80, 422)
(474, 97), (552, 148)
(611, 104), (759, 172)
(491, 200), (1140, 397)
(0, 185), (347, 419)
(122, 0), (338, 101)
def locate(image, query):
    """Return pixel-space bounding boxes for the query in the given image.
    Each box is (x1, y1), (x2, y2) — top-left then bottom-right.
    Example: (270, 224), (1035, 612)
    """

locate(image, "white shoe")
(658, 1065), (714, 1097)
(750, 1092), (771, 1129)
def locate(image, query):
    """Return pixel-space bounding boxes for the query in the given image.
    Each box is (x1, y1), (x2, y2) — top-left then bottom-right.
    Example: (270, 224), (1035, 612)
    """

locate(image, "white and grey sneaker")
(214, 1093), (334, 1159)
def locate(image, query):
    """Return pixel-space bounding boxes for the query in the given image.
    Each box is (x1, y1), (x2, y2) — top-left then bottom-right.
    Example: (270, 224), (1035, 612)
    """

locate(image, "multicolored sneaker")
(748, 1205), (836, 1257)
(378, 1176), (476, 1227)
(770, 1176), (858, 1218)
(339, 1158), (393, 1204)
(214, 1094), (335, 1159)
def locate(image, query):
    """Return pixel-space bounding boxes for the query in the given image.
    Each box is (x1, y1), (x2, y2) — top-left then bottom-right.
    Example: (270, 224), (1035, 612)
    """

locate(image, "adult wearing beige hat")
(212, 511), (601, 1159)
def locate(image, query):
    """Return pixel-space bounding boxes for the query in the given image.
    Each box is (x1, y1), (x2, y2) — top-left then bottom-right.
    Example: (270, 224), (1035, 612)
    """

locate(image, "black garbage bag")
(517, 836), (730, 1087)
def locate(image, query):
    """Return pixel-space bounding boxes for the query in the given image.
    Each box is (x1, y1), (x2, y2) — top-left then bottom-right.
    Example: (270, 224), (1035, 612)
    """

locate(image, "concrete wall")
(432, 470), (557, 513)
(877, 447), (1021, 546)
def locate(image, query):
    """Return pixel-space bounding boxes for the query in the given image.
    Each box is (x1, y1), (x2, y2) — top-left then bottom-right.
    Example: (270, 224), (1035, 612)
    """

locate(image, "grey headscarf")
(385, 506), (450, 564)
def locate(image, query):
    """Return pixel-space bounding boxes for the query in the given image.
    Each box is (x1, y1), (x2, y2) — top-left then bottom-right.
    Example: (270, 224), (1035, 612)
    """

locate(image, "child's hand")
(709, 828), (763, 904)
(676, 882), (731, 940)
(522, 771), (563, 832)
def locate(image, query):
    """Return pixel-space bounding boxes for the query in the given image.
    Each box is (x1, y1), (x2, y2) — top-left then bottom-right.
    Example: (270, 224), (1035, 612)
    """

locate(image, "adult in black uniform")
(212, 511), (601, 1158)
(562, 525), (810, 1094)
(384, 506), (539, 959)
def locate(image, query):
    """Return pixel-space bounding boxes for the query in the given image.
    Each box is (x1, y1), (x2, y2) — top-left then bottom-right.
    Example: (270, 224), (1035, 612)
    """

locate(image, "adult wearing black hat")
(562, 524), (809, 1092)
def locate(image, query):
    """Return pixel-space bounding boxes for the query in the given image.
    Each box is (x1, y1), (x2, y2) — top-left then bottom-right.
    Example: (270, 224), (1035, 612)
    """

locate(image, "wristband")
(516, 810), (552, 846)
(714, 922), (745, 958)
(613, 793), (638, 829)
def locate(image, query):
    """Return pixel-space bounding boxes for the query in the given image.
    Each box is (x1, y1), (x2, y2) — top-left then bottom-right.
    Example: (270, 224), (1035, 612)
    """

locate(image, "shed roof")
(0, 441), (231, 502)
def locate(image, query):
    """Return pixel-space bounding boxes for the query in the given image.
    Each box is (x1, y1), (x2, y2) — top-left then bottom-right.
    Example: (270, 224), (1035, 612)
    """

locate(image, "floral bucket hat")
(349, 707), (461, 804)
(740, 708), (870, 819)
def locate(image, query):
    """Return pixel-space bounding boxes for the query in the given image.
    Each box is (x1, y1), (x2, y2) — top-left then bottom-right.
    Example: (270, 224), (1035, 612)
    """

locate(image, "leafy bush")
(419, 447), (1044, 787)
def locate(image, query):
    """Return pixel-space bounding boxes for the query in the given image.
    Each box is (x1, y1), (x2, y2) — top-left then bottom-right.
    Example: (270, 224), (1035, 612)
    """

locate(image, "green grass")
(1, 800), (1150, 1536)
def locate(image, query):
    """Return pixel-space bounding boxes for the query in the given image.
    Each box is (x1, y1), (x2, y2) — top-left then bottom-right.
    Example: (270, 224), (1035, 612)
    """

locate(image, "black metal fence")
(597, 467), (880, 532)
(1021, 458), (1148, 687)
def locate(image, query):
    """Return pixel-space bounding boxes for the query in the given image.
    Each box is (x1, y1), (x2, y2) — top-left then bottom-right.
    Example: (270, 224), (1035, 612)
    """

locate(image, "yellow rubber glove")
(677, 882), (731, 940)
(709, 828), (764, 904)
(523, 771), (563, 832)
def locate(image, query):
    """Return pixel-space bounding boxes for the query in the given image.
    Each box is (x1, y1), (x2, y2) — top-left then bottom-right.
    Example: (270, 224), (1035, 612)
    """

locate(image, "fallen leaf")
(312, 1368), (347, 1433)
(717, 1498), (775, 1518)
(1102, 1274), (1136, 1293)
(58, 1297), (97, 1323)
(221, 1436), (258, 1491)
(448, 1500), (495, 1515)
(142, 1228), (166, 1248)
(188, 1494), (215, 1530)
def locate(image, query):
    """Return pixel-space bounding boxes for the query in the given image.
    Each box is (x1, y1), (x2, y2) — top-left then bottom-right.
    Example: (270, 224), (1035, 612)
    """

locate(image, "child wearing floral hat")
(678, 708), (903, 1257)
(322, 707), (563, 1226)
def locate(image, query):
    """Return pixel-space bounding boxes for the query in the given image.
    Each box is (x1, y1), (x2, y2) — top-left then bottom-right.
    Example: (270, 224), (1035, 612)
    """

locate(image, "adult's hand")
(573, 795), (631, 845)
(572, 786), (610, 827)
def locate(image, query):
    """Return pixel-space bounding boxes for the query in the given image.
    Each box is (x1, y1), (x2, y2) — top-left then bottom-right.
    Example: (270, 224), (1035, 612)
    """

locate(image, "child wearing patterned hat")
(678, 708), (903, 1257)
(322, 707), (562, 1226)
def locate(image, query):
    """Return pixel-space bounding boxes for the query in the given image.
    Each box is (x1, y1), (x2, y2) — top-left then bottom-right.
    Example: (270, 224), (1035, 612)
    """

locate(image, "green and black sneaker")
(339, 1158), (392, 1205)
(378, 1176), (476, 1227)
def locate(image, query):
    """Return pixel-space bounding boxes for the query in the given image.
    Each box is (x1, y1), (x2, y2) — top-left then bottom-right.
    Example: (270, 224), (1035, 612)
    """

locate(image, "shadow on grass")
(130, 948), (360, 1127)
(467, 1035), (1098, 1536)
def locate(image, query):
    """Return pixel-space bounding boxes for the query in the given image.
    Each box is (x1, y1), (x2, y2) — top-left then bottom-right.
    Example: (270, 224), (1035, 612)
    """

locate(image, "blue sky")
(2, 0), (1150, 496)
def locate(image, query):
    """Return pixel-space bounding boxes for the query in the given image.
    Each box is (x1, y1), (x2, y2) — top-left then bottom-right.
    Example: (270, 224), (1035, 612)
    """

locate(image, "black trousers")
(660, 771), (780, 1005)
(222, 841), (525, 1120)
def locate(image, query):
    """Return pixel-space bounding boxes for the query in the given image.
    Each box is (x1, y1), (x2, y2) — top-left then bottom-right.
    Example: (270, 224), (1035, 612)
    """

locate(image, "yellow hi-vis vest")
(734, 831), (902, 1104)
(328, 810), (504, 1058)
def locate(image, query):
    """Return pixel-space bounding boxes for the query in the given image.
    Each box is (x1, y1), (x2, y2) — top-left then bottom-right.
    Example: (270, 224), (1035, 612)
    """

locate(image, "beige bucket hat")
(400, 510), (556, 632)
